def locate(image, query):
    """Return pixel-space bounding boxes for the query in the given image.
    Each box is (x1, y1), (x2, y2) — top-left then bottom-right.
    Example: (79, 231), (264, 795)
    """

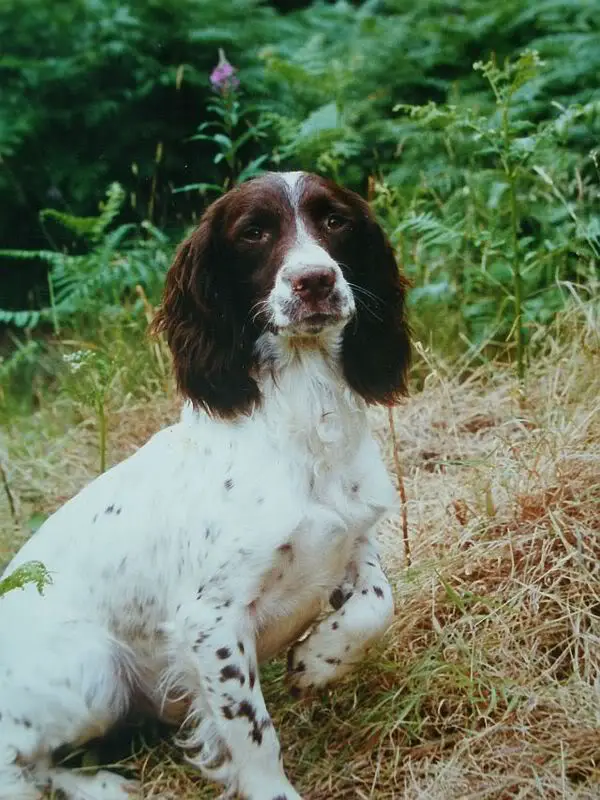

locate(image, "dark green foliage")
(259, 0), (600, 187)
(0, 183), (171, 330)
(0, 0), (280, 304)
(0, 0), (598, 405)
(0, 0), (280, 226)
(2, 0), (598, 257)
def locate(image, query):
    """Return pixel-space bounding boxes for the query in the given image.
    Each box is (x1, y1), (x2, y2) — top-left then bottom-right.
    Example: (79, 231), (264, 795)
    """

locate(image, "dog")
(0, 171), (410, 799)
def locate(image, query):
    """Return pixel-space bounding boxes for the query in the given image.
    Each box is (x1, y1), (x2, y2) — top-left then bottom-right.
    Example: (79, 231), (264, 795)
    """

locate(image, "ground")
(1, 307), (599, 799)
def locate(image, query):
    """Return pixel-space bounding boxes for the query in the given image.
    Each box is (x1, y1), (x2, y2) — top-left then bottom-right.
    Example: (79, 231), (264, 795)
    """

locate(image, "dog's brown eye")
(325, 214), (347, 231)
(242, 226), (267, 242)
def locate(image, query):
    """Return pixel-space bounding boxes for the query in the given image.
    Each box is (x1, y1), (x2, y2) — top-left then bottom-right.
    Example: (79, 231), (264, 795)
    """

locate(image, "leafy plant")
(0, 183), (170, 331)
(385, 53), (599, 376)
(0, 561), (51, 598)
(0, 0), (284, 258)
(176, 49), (271, 196)
(61, 347), (121, 473)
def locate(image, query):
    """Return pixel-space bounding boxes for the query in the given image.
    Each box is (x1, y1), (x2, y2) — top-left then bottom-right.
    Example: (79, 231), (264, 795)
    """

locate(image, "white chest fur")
(224, 346), (398, 658)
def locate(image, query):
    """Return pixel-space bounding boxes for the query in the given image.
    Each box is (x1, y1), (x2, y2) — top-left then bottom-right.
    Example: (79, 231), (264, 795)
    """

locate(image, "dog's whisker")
(347, 281), (384, 306)
(249, 299), (270, 324)
(354, 295), (384, 322)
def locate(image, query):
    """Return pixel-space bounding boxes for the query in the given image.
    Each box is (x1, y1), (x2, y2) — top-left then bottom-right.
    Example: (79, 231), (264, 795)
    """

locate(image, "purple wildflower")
(210, 48), (240, 93)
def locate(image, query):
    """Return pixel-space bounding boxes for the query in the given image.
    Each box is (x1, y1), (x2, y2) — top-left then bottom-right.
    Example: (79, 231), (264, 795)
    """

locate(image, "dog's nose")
(290, 268), (336, 302)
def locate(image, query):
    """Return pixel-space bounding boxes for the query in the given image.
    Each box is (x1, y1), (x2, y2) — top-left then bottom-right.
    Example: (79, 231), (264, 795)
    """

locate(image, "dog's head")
(152, 172), (411, 418)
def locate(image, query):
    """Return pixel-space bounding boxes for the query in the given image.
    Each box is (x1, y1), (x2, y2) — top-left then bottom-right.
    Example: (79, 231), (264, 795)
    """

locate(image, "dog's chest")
(252, 464), (390, 660)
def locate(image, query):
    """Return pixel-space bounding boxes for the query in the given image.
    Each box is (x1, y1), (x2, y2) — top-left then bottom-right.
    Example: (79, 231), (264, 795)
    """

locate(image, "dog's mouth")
(281, 307), (350, 336)
(271, 294), (354, 335)
(292, 310), (344, 333)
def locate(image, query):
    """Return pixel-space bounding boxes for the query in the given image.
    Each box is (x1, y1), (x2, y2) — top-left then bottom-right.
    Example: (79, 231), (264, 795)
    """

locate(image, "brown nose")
(291, 269), (336, 302)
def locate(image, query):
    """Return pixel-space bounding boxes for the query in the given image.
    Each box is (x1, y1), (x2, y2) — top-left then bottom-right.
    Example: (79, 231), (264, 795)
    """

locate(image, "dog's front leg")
(168, 595), (302, 800)
(287, 534), (394, 692)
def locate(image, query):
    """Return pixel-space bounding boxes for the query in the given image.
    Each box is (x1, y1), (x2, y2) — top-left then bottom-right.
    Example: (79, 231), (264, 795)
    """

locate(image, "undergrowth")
(1, 303), (598, 798)
(1, 50), (598, 418)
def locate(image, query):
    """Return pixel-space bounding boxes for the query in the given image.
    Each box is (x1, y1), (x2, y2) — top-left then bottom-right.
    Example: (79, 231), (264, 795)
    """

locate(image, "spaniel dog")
(0, 172), (410, 800)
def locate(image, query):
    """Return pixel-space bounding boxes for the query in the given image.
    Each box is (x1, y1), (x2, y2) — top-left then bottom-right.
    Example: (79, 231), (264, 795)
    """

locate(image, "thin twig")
(387, 407), (411, 567)
(136, 283), (167, 378)
(0, 456), (20, 524)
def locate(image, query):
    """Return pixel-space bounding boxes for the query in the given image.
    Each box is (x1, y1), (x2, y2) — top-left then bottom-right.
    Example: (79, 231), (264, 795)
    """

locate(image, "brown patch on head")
(150, 174), (296, 418)
(294, 174), (411, 405)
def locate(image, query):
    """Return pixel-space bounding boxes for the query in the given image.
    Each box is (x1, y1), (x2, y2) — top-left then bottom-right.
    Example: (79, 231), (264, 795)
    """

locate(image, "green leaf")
(172, 182), (223, 195)
(0, 562), (52, 598)
(297, 102), (341, 139)
(236, 155), (269, 184)
(213, 133), (233, 149)
(410, 282), (454, 304)
(27, 513), (48, 534)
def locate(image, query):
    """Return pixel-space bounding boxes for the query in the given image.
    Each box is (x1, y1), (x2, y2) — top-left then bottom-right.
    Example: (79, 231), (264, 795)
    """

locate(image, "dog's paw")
(233, 774), (304, 800)
(286, 629), (354, 694)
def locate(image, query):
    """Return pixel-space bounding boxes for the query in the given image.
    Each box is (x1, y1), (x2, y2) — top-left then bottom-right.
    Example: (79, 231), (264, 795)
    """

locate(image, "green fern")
(0, 561), (51, 598)
(385, 51), (599, 366)
(397, 212), (464, 249)
(39, 183), (125, 243)
(0, 184), (170, 331)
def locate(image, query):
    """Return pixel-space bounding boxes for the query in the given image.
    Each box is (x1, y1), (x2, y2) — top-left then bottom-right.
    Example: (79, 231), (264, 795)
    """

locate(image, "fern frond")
(0, 561), (51, 598)
(396, 212), (463, 249)
(93, 183), (126, 241)
(39, 209), (100, 238)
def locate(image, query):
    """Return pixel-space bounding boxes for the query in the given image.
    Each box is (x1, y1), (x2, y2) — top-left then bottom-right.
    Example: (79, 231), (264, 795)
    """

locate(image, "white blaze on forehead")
(273, 171), (316, 248)
(285, 182), (328, 264)
(277, 171), (305, 203)
(265, 171), (310, 242)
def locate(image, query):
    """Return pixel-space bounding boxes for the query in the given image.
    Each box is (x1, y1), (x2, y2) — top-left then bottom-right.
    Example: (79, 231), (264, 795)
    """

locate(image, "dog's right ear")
(151, 197), (260, 419)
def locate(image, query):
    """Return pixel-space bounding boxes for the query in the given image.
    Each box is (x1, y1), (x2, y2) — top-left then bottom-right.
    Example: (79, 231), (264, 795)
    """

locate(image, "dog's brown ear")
(151, 199), (260, 418)
(342, 206), (411, 406)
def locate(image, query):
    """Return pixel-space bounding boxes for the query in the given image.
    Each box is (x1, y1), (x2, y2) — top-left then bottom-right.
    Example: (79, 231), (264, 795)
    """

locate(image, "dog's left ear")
(342, 206), (411, 405)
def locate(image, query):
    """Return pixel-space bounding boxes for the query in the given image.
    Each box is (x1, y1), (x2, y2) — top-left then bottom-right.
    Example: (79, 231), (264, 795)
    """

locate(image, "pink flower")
(210, 49), (240, 93)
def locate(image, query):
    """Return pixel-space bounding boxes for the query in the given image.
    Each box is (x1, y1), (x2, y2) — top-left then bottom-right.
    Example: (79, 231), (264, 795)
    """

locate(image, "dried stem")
(387, 406), (411, 567)
(0, 456), (19, 524)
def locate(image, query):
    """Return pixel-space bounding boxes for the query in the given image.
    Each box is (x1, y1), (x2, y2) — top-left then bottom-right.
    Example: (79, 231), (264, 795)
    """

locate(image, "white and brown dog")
(0, 172), (410, 800)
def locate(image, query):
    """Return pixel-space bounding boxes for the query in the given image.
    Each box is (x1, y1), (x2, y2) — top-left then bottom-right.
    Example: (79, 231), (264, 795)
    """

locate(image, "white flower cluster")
(62, 349), (94, 373)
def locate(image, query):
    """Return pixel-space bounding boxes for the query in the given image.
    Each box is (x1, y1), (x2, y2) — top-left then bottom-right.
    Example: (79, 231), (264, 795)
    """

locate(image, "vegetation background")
(1, 0), (599, 399)
(0, 0), (599, 797)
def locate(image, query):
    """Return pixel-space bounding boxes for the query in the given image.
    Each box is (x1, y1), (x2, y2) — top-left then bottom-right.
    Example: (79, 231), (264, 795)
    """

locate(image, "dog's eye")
(325, 213), (348, 231)
(242, 225), (267, 242)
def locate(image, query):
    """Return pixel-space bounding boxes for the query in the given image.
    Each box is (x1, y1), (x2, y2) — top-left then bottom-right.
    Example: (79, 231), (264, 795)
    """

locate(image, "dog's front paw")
(286, 628), (354, 694)
(230, 771), (304, 800)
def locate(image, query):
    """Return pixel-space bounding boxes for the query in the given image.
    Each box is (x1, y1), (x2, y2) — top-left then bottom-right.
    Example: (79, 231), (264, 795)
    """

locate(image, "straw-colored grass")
(1, 304), (599, 799)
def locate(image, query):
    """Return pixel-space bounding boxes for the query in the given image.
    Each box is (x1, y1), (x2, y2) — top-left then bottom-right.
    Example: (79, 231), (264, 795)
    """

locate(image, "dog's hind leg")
(0, 744), (41, 800)
(0, 620), (135, 800)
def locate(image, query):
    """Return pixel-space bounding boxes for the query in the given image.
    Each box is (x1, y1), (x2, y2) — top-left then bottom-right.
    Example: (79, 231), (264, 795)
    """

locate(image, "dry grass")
(1, 304), (599, 799)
